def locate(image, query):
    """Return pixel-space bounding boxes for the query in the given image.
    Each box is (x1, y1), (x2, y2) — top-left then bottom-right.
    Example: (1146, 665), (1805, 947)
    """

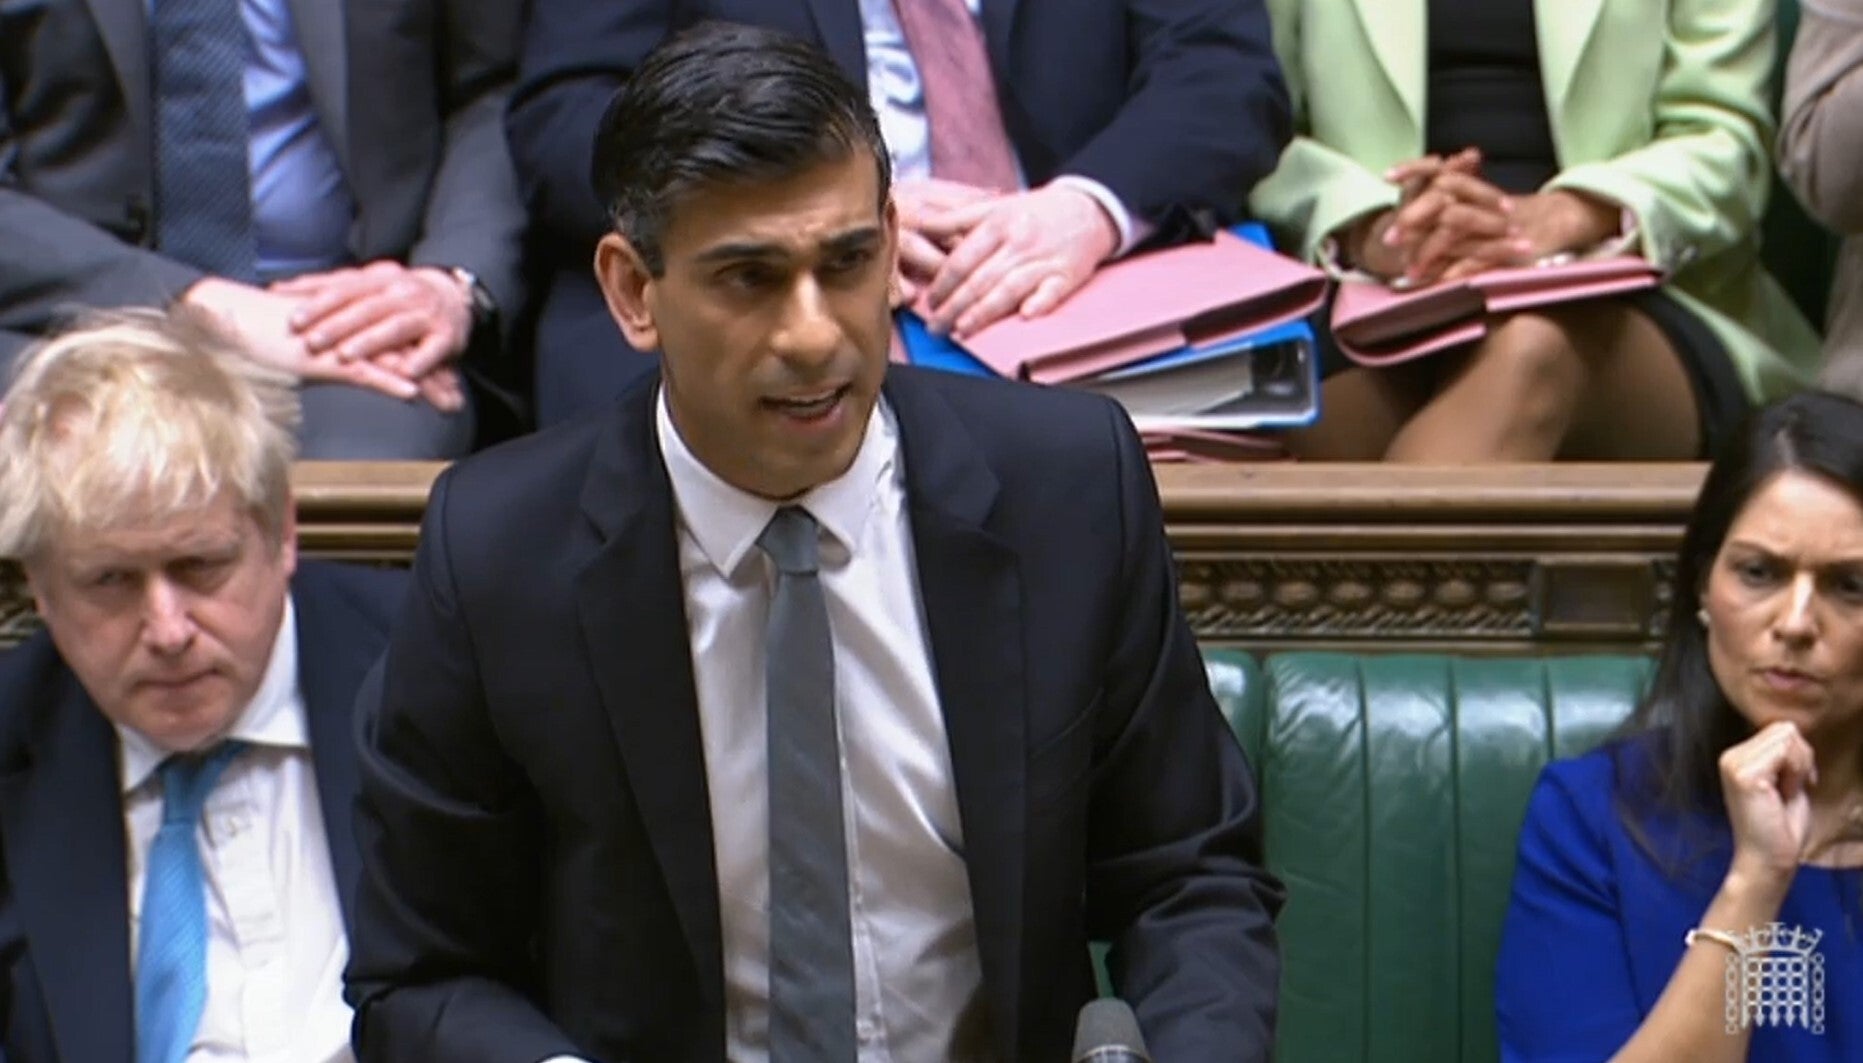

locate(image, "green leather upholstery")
(1088, 650), (1268, 997)
(1113, 651), (1653, 1058)
(1246, 652), (1652, 1063)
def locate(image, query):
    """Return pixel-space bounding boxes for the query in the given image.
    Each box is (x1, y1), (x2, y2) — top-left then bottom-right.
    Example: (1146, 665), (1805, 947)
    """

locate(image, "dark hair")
(1616, 390), (1863, 856)
(590, 22), (892, 276)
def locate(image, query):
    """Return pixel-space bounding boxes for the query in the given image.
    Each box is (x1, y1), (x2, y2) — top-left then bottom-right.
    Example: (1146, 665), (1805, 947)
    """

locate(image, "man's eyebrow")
(692, 225), (884, 265)
(693, 240), (787, 265)
(821, 226), (883, 254)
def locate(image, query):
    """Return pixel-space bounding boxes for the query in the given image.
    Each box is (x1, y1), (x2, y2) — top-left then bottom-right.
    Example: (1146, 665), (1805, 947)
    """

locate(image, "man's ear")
(883, 195), (901, 270)
(594, 233), (661, 352)
(276, 500), (299, 578)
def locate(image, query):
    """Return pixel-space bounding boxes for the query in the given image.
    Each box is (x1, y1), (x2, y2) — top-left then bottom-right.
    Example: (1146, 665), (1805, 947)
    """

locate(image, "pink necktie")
(891, 0), (1022, 190)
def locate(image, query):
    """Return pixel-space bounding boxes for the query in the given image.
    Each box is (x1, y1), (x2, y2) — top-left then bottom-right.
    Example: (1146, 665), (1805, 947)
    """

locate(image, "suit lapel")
(1347, 0), (1425, 131)
(287, 0), (352, 177)
(574, 380), (726, 1017)
(291, 568), (373, 922)
(800, 0), (868, 84)
(1535, 0), (1608, 160)
(885, 374), (1028, 1062)
(82, 0), (153, 160)
(979, 0), (1020, 75)
(0, 674), (135, 1063)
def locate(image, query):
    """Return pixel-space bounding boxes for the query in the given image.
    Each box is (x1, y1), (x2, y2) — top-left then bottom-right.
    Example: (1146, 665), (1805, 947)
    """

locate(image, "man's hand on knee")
(916, 183), (1119, 339)
(181, 276), (426, 403)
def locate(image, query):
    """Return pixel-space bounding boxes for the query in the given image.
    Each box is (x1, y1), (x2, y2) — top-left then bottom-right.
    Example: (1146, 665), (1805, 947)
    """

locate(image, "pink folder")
(944, 230), (1327, 384)
(1330, 255), (1661, 366)
(1139, 427), (1289, 463)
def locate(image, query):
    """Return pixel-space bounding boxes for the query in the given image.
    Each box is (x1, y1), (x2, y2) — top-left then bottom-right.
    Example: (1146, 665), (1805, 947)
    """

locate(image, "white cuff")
(1048, 174), (1154, 258)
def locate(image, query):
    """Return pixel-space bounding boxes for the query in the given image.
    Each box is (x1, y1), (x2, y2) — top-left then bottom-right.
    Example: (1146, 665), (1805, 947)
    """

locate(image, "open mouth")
(764, 385), (848, 421)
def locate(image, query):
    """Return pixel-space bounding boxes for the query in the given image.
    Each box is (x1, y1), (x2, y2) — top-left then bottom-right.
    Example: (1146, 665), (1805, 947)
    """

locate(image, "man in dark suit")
(0, 330), (26, 379)
(348, 24), (1281, 1062)
(0, 0), (527, 457)
(0, 311), (405, 1061)
(506, 0), (1290, 425)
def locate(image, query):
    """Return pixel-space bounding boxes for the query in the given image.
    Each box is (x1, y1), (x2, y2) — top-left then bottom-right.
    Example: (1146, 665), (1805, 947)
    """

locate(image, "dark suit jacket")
(0, 329), (27, 379)
(504, 0), (1293, 423)
(0, 0), (527, 341)
(0, 561), (406, 1063)
(345, 368), (1284, 1062)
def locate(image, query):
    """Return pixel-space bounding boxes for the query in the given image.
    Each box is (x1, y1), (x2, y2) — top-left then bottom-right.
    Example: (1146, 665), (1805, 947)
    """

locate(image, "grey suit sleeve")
(0, 81), (202, 335)
(1779, 0), (1863, 234)
(405, 0), (528, 337)
(0, 193), (204, 337)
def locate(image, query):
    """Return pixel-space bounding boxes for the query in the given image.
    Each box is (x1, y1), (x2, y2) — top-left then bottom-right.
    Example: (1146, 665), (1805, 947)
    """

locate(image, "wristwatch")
(448, 266), (499, 335)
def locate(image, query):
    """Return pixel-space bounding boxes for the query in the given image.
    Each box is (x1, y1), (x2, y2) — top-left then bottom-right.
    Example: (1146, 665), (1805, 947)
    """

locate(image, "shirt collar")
(116, 595), (308, 794)
(654, 386), (899, 578)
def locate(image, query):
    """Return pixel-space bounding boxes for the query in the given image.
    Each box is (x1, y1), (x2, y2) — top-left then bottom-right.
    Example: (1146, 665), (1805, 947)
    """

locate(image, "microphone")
(1071, 998), (1153, 1062)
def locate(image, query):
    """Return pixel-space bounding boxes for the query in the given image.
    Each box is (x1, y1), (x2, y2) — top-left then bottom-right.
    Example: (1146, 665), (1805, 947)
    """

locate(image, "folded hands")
(1347, 148), (1622, 288)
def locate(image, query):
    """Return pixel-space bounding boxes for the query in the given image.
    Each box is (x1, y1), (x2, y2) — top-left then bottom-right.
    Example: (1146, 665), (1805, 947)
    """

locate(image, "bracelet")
(1685, 927), (1744, 954)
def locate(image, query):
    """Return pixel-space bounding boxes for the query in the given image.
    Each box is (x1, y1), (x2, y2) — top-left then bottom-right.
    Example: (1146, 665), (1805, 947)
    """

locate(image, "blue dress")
(1496, 739), (1862, 1061)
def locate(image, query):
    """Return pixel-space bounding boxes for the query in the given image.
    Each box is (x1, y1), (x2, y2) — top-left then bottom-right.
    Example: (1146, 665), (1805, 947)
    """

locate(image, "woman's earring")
(1696, 607), (1711, 629)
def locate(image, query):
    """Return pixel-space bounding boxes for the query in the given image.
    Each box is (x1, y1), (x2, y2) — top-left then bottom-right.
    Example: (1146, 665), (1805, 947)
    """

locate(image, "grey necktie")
(757, 506), (858, 1062)
(150, 0), (258, 280)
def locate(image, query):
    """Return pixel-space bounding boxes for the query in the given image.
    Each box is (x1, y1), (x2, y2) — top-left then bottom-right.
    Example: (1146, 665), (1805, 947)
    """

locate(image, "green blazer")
(1249, 0), (1821, 402)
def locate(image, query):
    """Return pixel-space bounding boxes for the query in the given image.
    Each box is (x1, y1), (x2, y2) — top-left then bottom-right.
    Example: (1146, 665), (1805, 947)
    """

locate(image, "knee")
(1470, 310), (1591, 417)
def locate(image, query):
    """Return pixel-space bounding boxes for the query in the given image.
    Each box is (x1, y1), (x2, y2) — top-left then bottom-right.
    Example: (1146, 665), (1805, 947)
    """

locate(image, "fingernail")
(289, 312), (306, 329)
(1382, 228), (1400, 247)
(1499, 198), (1515, 213)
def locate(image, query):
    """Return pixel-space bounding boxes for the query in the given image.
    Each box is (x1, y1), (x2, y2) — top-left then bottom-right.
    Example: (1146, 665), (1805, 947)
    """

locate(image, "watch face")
(453, 269), (496, 325)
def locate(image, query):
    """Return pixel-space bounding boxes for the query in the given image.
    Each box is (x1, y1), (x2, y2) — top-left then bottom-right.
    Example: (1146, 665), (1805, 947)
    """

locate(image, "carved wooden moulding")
(1178, 558), (1537, 640)
(0, 462), (1703, 653)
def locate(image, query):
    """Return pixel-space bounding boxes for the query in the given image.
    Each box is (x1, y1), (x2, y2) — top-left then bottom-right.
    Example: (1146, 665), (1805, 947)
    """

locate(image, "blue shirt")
(1497, 738), (1861, 1061)
(242, 0), (355, 278)
(172, 0), (355, 278)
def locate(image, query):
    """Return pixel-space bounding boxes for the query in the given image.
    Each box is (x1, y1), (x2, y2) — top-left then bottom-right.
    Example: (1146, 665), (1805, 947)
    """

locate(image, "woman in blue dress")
(1497, 389), (1863, 1061)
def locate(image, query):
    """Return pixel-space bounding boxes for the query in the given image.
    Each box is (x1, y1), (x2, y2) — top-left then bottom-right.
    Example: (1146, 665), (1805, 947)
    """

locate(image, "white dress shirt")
(857, 0), (1149, 254)
(118, 600), (354, 1063)
(655, 391), (993, 1062)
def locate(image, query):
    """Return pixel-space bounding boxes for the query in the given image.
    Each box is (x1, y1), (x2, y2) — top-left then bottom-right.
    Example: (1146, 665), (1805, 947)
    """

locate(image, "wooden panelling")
(1160, 464), (1700, 652)
(0, 462), (1704, 653)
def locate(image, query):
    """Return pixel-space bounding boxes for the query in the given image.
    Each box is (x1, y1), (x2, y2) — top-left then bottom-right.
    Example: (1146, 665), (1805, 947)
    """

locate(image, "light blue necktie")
(135, 741), (246, 1063)
(150, 0), (258, 280)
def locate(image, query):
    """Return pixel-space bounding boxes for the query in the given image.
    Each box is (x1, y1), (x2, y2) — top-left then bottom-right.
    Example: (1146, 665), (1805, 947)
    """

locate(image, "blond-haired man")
(0, 310), (404, 1063)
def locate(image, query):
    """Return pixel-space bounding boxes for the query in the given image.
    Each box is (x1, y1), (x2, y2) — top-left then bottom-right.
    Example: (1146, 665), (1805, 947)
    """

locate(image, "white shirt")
(657, 391), (993, 1062)
(857, 0), (1149, 254)
(118, 600), (354, 1063)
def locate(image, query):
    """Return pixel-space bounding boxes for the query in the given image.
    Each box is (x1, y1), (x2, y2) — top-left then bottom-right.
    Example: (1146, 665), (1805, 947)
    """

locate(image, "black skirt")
(1312, 288), (1750, 459)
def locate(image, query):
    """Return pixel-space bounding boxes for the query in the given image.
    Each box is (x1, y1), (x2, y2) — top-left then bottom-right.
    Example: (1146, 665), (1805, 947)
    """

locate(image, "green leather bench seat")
(1199, 649), (1654, 1063)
